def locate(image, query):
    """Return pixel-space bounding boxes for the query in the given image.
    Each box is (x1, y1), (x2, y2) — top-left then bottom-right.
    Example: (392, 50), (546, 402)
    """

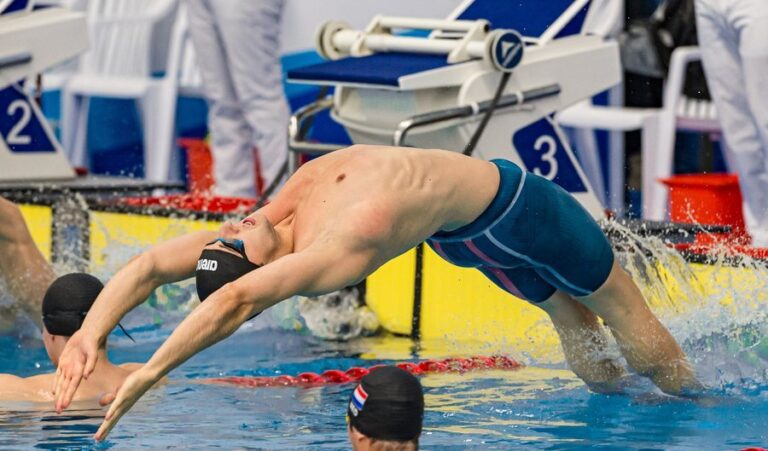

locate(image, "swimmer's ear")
(98, 391), (116, 407)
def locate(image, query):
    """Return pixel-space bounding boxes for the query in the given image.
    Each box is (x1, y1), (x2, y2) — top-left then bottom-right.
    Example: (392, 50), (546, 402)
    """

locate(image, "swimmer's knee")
(575, 261), (630, 304)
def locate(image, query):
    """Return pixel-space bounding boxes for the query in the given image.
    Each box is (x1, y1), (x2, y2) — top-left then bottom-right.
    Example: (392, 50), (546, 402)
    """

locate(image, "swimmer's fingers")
(95, 371), (154, 441)
(56, 359), (85, 412)
(95, 406), (122, 441)
(58, 371), (83, 413)
(83, 351), (98, 380)
(53, 367), (63, 399)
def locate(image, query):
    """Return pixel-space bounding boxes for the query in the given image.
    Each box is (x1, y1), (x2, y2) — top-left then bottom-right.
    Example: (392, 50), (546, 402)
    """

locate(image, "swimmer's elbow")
(221, 282), (260, 318)
(131, 251), (165, 286)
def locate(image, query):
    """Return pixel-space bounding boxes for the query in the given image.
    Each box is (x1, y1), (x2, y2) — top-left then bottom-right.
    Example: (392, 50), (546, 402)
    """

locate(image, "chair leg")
(570, 127), (608, 207)
(641, 114), (676, 221)
(61, 91), (90, 168)
(138, 84), (178, 183)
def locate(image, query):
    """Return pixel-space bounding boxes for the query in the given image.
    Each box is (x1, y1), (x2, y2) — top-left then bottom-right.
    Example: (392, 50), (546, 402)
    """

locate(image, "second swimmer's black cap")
(42, 273), (103, 336)
(347, 366), (425, 441)
(42, 273), (133, 340)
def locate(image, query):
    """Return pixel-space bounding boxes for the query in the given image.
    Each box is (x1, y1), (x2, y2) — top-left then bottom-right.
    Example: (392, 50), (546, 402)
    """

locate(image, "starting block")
(0, 1), (87, 181)
(287, 0), (620, 218)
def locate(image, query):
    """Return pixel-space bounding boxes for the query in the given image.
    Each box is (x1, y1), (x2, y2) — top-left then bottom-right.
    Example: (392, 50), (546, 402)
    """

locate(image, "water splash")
(604, 219), (768, 393)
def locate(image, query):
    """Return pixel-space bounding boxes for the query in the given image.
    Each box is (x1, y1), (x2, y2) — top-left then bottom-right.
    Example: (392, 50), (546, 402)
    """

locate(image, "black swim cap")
(42, 273), (103, 336)
(347, 366), (425, 441)
(195, 248), (260, 302)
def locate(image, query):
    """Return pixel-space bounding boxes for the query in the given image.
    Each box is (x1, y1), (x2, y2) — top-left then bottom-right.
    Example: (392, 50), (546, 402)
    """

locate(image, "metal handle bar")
(0, 52), (32, 70)
(393, 83), (561, 146)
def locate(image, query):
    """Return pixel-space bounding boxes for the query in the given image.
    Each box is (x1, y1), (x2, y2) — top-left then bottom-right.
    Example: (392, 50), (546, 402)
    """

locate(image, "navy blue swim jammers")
(427, 159), (614, 303)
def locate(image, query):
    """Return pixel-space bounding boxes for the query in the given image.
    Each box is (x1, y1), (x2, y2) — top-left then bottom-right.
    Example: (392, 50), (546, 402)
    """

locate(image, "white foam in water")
(605, 219), (768, 394)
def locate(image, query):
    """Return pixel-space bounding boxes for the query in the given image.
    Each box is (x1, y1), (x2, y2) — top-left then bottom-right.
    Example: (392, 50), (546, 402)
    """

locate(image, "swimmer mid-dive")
(0, 273), (142, 403)
(53, 145), (702, 439)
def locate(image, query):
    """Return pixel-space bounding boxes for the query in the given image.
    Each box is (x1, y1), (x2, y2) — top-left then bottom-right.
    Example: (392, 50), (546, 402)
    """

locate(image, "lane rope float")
(208, 355), (522, 388)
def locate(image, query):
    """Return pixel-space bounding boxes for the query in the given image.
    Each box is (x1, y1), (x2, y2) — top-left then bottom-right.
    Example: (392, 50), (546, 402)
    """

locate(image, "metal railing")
(287, 83), (561, 172)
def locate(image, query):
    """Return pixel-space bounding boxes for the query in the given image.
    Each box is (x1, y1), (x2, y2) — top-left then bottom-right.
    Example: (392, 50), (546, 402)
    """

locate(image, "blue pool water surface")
(1, 312), (767, 450)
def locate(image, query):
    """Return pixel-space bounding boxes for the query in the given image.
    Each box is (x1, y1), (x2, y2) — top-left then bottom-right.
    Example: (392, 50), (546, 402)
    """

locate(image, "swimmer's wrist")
(78, 324), (107, 346)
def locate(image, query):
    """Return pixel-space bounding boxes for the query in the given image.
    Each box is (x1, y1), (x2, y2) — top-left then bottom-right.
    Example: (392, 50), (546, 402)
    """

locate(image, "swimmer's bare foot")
(646, 359), (706, 398)
(581, 358), (628, 394)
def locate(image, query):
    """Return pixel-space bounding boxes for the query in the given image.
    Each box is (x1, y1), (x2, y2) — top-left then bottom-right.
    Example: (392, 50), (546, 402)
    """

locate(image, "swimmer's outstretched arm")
(94, 245), (372, 440)
(54, 230), (218, 412)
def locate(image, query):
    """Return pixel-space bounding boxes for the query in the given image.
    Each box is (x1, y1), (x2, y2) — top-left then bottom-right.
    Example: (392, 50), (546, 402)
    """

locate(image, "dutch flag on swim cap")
(349, 384), (368, 416)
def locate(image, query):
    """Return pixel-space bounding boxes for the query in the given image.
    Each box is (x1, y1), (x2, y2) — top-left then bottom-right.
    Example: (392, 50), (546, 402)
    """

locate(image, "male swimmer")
(52, 145), (702, 439)
(0, 273), (141, 403)
(347, 366), (424, 451)
(0, 196), (55, 326)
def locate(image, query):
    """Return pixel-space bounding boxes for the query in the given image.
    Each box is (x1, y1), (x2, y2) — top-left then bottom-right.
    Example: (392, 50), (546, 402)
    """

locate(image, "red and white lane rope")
(207, 355), (522, 388)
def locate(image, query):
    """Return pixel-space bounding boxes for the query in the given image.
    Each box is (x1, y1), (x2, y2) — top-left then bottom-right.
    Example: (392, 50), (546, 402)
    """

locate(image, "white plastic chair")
(561, 0), (626, 213)
(177, 32), (204, 97)
(60, 0), (187, 182)
(557, 46), (717, 220)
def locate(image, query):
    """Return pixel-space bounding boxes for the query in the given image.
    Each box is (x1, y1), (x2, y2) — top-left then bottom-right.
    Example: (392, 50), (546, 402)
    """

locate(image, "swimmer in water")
(52, 145), (702, 439)
(347, 366), (424, 451)
(0, 273), (142, 403)
(0, 196), (55, 327)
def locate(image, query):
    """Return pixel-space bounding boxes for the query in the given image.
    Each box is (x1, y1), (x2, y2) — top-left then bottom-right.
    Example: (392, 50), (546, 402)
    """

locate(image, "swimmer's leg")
(0, 197), (55, 326)
(537, 291), (626, 393)
(574, 259), (703, 397)
(478, 266), (625, 392)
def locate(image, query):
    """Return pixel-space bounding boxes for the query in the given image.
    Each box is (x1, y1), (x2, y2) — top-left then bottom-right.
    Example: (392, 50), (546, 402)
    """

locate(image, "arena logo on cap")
(197, 259), (218, 271)
(349, 384), (368, 417)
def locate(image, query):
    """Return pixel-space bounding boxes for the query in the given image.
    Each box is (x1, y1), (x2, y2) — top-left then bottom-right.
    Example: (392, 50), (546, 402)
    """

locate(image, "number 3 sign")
(512, 117), (587, 193)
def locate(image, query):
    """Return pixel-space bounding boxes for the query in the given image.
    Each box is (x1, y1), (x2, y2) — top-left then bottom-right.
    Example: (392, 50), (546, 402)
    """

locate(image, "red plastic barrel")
(661, 173), (747, 244)
(179, 138), (265, 196)
(179, 139), (214, 195)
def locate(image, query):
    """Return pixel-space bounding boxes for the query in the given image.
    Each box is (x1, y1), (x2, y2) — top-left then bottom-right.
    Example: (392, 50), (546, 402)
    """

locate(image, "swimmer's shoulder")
(0, 373), (54, 401)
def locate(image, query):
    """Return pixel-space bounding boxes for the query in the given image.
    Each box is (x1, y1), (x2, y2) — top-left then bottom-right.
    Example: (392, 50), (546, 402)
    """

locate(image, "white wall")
(280, 0), (464, 54)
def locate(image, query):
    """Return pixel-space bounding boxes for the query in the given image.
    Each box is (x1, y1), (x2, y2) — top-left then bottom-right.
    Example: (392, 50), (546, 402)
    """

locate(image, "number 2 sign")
(0, 83), (58, 153)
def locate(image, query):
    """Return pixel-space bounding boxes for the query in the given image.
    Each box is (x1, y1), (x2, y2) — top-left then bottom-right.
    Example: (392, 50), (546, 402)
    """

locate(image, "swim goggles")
(207, 238), (249, 261)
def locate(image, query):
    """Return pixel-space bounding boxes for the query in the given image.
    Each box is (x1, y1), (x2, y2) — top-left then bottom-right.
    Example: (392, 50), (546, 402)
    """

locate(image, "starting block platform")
(287, 0), (620, 219)
(0, 1), (87, 181)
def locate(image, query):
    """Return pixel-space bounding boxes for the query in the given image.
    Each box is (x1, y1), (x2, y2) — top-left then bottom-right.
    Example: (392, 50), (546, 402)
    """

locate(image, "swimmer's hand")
(95, 368), (156, 441)
(53, 330), (100, 412)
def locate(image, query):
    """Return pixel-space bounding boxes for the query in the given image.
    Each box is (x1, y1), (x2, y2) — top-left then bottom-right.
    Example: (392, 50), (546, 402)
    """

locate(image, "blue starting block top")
(288, 53), (448, 88)
(1, 0), (30, 15)
(458, 0), (588, 39)
(287, 0), (590, 89)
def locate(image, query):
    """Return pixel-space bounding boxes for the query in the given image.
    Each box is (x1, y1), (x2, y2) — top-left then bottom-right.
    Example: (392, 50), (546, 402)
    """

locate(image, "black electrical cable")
(463, 72), (512, 157)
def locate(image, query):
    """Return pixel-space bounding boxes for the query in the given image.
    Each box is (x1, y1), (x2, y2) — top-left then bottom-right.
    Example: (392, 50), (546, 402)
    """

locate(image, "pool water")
(1, 222), (767, 449)
(1, 309), (767, 450)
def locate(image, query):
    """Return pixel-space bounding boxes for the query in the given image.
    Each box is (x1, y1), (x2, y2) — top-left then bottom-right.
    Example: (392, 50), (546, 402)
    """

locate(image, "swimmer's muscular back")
(264, 145), (500, 261)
